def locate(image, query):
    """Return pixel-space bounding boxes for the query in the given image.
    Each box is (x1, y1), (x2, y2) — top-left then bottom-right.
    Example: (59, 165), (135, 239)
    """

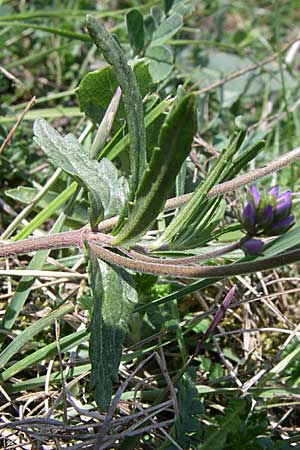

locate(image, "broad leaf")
(76, 61), (153, 125)
(146, 45), (174, 81)
(126, 9), (144, 55)
(113, 93), (197, 246)
(151, 13), (183, 46)
(89, 255), (138, 410)
(33, 118), (126, 227)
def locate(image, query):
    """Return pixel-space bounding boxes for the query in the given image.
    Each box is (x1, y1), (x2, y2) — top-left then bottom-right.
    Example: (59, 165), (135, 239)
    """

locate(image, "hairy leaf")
(33, 118), (126, 227)
(113, 93), (197, 246)
(86, 15), (147, 203)
(89, 255), (138, 410)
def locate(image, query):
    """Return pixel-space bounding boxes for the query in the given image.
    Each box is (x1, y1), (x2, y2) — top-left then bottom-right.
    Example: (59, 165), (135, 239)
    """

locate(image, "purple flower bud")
(275, 199), (292, 218)
(269, 214), (294, 234)
(242, 201), (256, 233)
(262, 204), (273, 224)
(268, 186), (279, 196)
(276, 190), (291, 203)
(242, 238), (264, 254)
(249, 185), (260, 206)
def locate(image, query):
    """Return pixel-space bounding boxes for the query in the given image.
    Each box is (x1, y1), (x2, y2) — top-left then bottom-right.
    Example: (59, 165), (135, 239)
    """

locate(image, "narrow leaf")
(113, 93), (197, 246)
(33, 118), (126, 227)
(86, 15), (147, 202)
(89, 254), (138, 410)
(0, 330), (88, 382)
(0, 302), (73, 369)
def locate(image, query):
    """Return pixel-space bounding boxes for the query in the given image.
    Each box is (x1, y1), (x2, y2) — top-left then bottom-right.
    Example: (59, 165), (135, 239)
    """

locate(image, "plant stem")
(97, 145), (300, 231)
(1, 147), (300, 259)
(125, 241), (241, 265)
(87, 240), (300, 279)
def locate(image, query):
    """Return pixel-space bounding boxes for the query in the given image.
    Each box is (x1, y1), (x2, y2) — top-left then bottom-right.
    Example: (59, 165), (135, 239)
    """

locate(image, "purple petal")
(270, 215), (294, 234)
(276, 190), (291, 203)
(242, 238), (264, 254)
(268, 186), (279, 196)
(275, 199), (292, 216)
(249, 186), (260, 206)
(262, 205), (273, 224)
(242, 201), (256, 232)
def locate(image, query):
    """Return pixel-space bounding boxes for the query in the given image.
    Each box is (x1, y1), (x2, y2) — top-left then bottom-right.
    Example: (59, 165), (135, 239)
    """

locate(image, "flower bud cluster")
(241, 185), (294, 254)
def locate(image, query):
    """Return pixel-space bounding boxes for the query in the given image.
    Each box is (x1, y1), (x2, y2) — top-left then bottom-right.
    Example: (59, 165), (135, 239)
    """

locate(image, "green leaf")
(33, 118), (126, 228)
(126, 9), (144, 55)
(145, 45), (174, 81)
(172, 373), (203, 447)
(76, 61), (153, 125)
(201, 395), (253, 450)
(113, 93), (197, 246)
(151, 13), (183, 46)
(5, 186), (57, 205)
(100, 97), (171, 161)
(144, 15), (156, 41)
(5, 186), (89, 224)
(158, 129), (247, 247)
(86, 15), (147, 203)
(89, 255), (138, 410)
(170, 0), (196, 15)
(12, 183), (77, 241)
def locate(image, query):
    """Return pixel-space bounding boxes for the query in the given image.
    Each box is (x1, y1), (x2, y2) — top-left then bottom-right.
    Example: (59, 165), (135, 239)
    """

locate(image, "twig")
(193, 38), (300, 95)
(0, 64), (24, 87)
(0, 96), (36, 154)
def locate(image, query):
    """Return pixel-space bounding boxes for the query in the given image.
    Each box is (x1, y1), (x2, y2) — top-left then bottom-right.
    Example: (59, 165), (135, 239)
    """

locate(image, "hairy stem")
(1, 146), (299, 258)
(97, 146), (300, 231)
(87, 240), (300, 279)
(0, 229), (112, 258)
(123, 241), (241, 265)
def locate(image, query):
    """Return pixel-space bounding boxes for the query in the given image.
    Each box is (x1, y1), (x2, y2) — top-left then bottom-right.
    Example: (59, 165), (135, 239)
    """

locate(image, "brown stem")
(123, 241), (241, 265)
(97, 146), (300, 232)
(87, 240), (300, 279)
(1, 147), (300, 258)
(0, 229), (112, 258)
